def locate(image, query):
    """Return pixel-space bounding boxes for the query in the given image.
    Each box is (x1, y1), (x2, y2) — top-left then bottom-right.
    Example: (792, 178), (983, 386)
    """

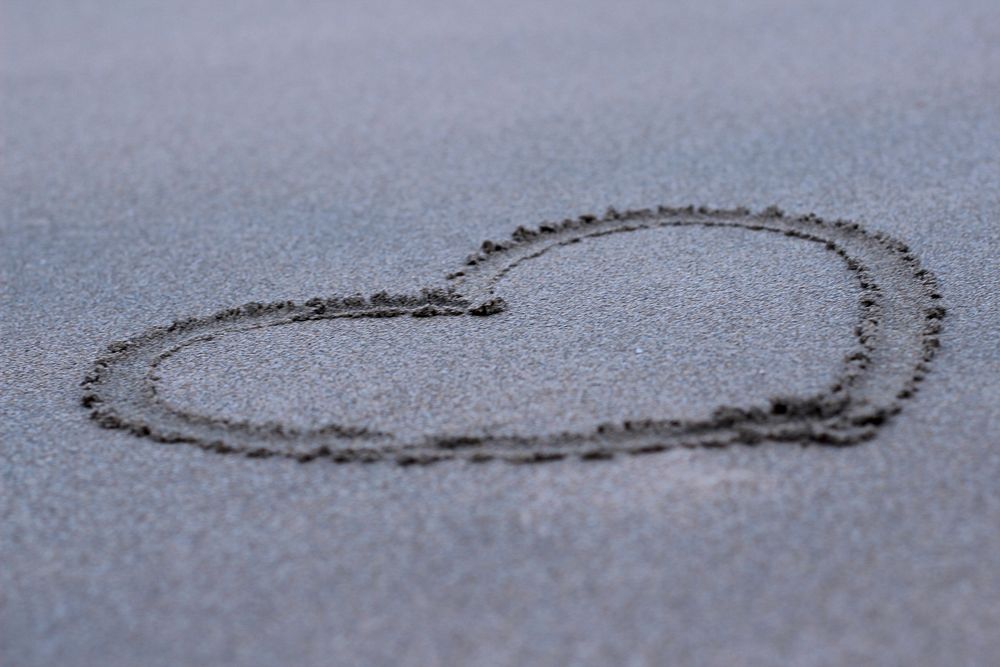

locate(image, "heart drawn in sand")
(81, 206), (944, 464)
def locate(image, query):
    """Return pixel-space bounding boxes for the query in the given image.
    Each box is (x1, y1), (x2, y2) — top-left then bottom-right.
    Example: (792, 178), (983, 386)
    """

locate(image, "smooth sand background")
(2, 1), (999, 665)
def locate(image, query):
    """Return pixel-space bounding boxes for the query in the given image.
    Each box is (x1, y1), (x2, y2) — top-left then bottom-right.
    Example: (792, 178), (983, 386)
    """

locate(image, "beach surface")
(2, 1), (999, 665)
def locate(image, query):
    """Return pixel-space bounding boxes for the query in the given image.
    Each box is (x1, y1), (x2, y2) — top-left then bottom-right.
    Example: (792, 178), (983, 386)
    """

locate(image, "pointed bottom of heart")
(81, 207), (944, 464)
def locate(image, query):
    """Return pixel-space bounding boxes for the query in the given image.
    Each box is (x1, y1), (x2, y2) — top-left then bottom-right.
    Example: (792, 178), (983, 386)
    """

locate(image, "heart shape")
(81, 206), (944, 464)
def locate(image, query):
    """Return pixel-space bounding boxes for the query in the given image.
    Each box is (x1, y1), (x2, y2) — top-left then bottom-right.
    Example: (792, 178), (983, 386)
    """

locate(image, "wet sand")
(2, 1), (999, 665)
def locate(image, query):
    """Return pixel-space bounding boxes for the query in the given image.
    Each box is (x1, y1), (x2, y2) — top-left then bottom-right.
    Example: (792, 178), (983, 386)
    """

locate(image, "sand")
(2, 0), (999, 665)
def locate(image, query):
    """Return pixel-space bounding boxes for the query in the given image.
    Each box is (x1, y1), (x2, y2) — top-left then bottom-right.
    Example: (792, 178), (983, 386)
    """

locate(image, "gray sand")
(154, 225), (861, 439)
(2, 0), (999, 665)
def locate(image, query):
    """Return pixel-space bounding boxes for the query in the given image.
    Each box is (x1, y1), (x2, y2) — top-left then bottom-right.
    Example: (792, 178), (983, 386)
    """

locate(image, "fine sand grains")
(80, 206), (944, 464)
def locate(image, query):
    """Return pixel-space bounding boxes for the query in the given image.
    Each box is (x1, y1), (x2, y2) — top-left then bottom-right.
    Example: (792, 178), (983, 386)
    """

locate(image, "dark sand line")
(80, 206), (944, 464)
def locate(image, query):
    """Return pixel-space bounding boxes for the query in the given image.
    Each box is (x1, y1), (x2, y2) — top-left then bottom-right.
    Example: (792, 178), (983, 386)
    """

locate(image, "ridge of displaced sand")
(80, 206), (944, 464)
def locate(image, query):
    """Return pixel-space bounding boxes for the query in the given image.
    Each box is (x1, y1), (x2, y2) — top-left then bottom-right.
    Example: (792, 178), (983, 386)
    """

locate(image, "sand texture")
(2, 1), (999, 665)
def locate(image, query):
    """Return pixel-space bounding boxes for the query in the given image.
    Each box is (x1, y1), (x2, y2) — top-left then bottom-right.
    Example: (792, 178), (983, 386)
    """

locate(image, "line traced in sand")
(81, 206), (944, 464)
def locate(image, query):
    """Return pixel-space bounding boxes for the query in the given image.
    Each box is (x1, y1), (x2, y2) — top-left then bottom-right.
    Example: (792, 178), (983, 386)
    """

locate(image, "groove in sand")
(80, 206), (944, 464)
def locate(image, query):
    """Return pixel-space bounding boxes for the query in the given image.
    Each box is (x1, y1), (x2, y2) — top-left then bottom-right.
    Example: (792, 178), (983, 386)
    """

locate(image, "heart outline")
(81, 206), (944, 464)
